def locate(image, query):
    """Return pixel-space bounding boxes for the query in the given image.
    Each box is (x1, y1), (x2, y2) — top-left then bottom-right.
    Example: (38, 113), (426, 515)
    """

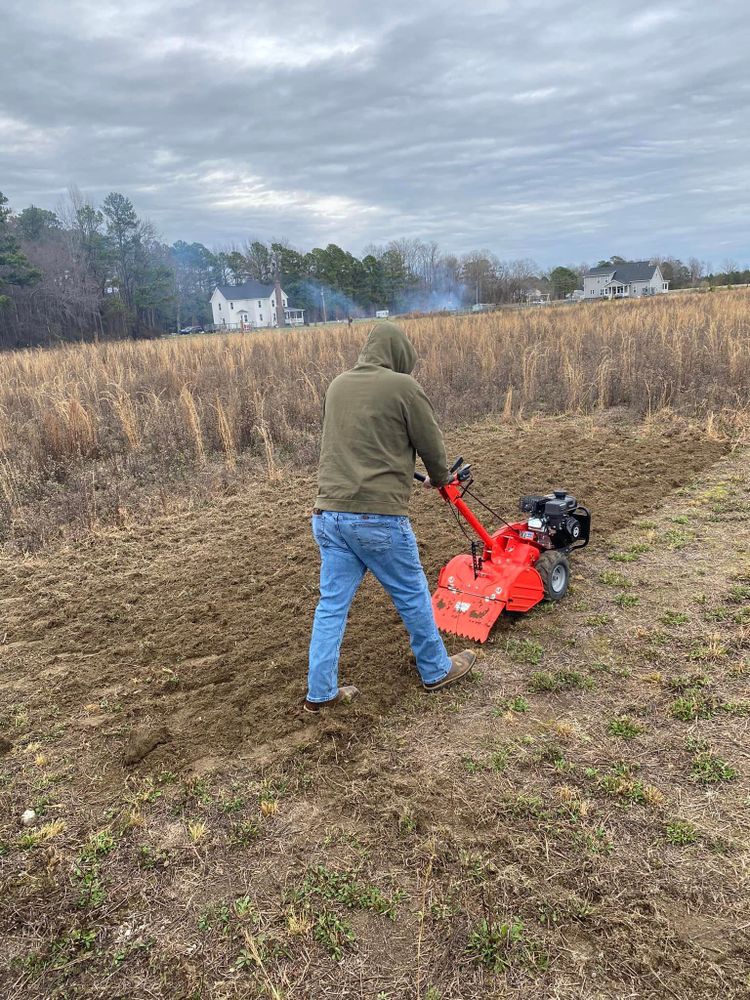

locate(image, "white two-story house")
(583, 261), (669, 299)
(210, 281), (304, 329)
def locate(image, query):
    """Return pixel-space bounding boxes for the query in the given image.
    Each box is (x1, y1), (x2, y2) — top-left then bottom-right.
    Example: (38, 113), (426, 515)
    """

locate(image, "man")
(305, 320), (477, 713)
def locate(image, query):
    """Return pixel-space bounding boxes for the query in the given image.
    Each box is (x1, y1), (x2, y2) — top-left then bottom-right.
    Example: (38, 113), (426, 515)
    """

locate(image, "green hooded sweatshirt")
(315, 321), (451, 515)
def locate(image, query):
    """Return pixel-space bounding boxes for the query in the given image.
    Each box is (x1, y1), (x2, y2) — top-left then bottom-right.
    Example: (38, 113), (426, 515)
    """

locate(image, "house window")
(230, 302), (234, 309)
(259, 314), (263, 322)
(258, 300), (262, 307)
(218, 302), (222, 310)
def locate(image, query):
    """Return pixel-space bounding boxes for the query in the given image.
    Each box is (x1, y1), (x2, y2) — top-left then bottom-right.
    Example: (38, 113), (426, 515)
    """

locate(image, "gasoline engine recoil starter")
(415, 457), (591, 642)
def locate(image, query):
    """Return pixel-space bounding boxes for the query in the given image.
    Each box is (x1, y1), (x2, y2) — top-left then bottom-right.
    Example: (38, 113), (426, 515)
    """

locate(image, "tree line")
(1, 188), (747, 349)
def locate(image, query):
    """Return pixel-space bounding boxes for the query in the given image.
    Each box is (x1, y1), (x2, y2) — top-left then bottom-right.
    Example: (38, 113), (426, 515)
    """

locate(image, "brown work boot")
(423, 650), (477, 691)
(304, 686), (360, 714)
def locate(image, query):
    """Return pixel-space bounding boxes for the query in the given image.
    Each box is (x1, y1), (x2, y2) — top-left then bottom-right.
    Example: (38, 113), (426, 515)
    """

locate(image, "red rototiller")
(416, 458), (590, 642)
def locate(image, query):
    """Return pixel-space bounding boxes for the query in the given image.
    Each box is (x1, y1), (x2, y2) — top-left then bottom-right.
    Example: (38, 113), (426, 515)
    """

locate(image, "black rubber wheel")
(535, 551), (570, 601)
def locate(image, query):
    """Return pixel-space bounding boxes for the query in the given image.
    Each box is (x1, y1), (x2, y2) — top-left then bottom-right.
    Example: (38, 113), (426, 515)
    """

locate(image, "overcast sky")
(2, 0), (748, 266)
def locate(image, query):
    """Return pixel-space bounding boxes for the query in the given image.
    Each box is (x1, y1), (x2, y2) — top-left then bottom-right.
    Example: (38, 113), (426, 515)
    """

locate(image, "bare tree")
(687, 257), (705, 285)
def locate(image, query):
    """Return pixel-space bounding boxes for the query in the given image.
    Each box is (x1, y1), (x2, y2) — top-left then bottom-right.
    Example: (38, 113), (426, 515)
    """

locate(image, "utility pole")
(320, 286), (327, 324)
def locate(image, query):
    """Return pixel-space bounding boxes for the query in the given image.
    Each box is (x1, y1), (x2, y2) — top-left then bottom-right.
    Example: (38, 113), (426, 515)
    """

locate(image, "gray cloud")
(1, 0), (749, 265)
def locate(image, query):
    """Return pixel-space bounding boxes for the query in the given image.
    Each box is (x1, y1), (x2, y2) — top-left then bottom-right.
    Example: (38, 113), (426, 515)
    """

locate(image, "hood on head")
(358, 321), (417, 374)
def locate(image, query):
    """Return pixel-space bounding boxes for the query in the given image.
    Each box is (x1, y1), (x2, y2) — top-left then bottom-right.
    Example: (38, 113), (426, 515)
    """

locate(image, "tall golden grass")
(0, 292), (748, 547)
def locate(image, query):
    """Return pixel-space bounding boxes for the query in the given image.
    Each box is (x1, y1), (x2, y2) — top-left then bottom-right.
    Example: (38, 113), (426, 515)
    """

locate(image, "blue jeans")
(307, 511), (452, 702)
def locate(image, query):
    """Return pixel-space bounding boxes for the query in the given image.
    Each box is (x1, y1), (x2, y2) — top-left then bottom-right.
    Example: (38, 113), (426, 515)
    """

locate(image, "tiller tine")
(431, 553), (508, 642)
(432, 587), (505, 642)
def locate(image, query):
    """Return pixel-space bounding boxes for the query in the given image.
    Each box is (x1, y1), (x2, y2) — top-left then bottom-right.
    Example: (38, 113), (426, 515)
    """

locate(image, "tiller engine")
(417, 458), (590, 642)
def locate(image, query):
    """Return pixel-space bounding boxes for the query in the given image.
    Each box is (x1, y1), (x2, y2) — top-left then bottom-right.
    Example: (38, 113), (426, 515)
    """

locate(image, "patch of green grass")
(467, 916), (547, 973)
(614, 592), (640, 609)
(721, 699), (750, 717)
(667, 672), (709, 692)
(537, 897), (595, 926)
(706, 605), (750, 625)
(490, 748), (509, 772)
(660, 527), (696, 550)
(689, 636), (730, 661)
(584, 613), (611, 627)
(243, 931), (291, 968)
(198, 902), (232, 934)
(599, 570), (631, 588)
(607, 716), (644, 740)
(554, 759), (575, 776)
(690, 750), (738, 785)
(492, 695), (530, 715)
(531, 739), (566, 766)
(52, 927), (98, 966)
(645, 630), (670, 650)
(397, 811), (417, 835)
(506, 638), (544, 665)
(660, 610), (689, 627)
(72, 860), (106, 909)
(591, 764), (662, 807)
(727, 583), (750, 603)
(259, 777), (287, 807)
(18, 818), (66, 849)
(507, 794), (550, 820)
(229, 820), (261, 847)
(234, 895), (258, 920)
(234, 944), (262, 970)
(184, 777), (212, 805)
(665, 820), (699, 845)
(463, 756), (481, 774)
(529, 669), (593, 693)
(313, 911), (355, 961)
(573, 825), (614, 855)
(219, 795), (246, 813)
(70, 831), (116, 907)
(670, 693), (717, 721)
(137, 845), (172, 870)
(294, 865), (405, 921)
(83, 831), (115, 858)
(466, 916), (522, 971)
(609, 541), (651, 562)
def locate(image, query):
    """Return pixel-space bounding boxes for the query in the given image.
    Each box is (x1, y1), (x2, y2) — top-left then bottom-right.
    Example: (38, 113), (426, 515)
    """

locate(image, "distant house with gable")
(210, 281), (305, 330)
(583, 261), (669, 299)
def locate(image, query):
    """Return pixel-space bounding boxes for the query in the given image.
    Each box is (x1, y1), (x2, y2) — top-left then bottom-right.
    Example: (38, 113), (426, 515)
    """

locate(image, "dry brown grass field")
(0, 291), (748, 550)
(1, 292), (749, 999)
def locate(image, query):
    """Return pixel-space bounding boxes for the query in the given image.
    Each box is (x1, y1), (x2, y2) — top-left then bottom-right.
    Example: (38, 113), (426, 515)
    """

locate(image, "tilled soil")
(0, 415), (726, 795)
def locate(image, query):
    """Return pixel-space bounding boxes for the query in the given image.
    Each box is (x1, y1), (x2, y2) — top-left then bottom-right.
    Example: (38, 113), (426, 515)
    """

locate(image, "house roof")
(214, 281), (278, 299)
(585, 261), (658, 283)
